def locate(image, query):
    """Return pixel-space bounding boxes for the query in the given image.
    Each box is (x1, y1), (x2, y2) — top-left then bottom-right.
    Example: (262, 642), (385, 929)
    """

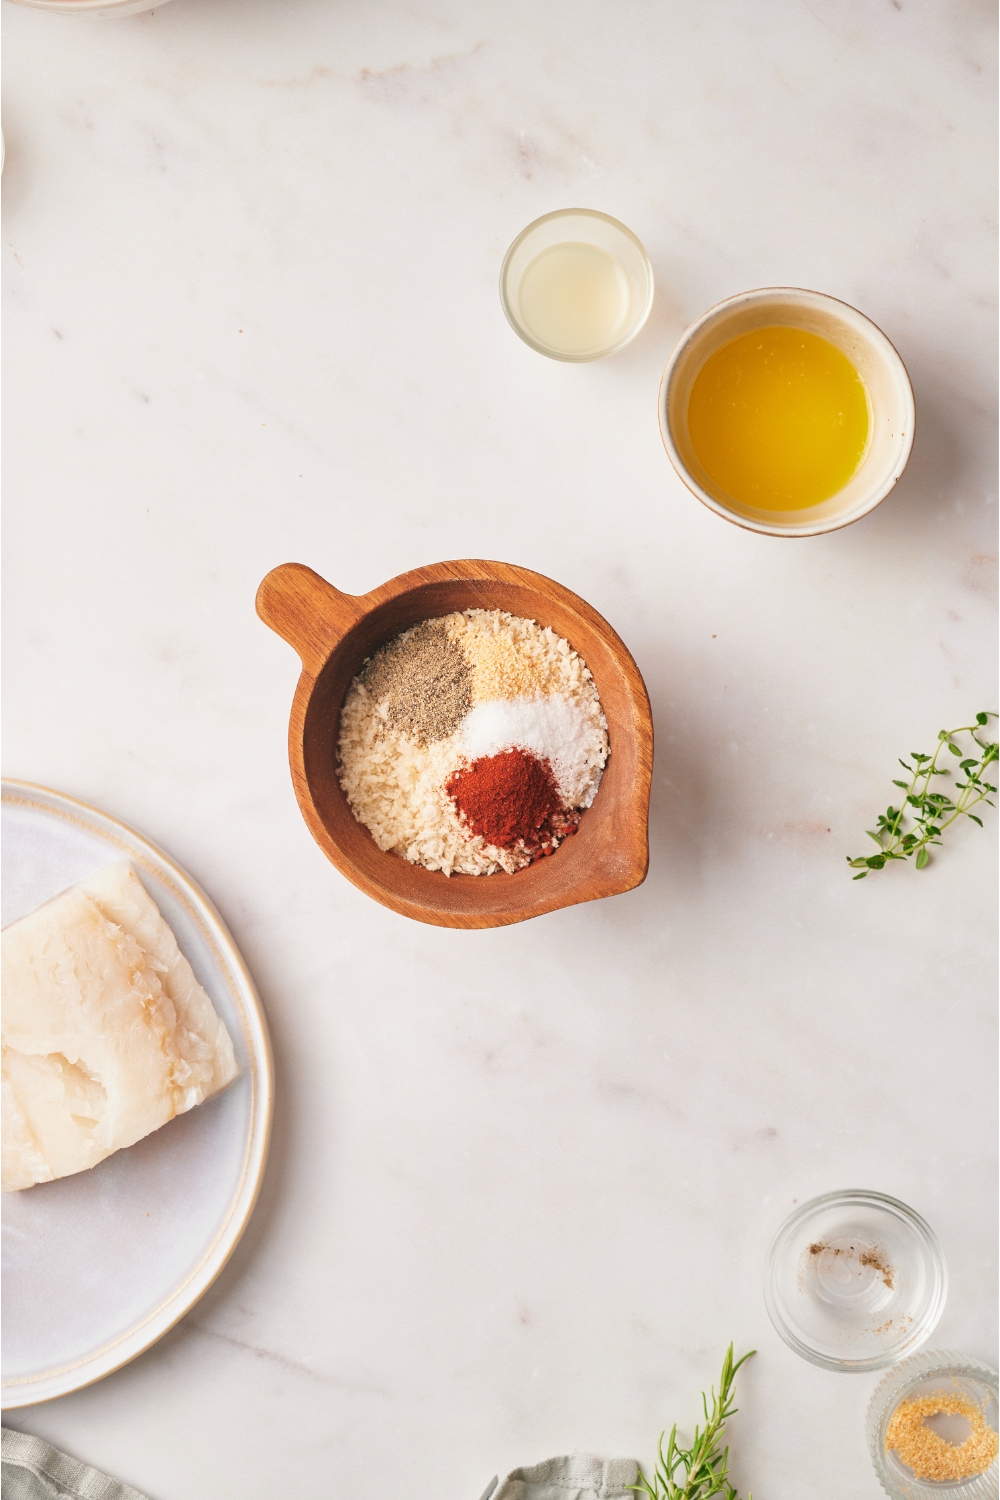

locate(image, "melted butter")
(687, 325), (870, 510)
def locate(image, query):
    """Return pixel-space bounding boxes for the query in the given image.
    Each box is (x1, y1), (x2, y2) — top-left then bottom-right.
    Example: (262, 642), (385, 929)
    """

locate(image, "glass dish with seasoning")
(866, 1351), (998, 1499)
(763, 1189), (948, 1372)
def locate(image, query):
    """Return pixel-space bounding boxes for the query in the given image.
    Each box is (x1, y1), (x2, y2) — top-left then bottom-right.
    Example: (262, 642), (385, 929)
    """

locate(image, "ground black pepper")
(360, 622), (471, 745)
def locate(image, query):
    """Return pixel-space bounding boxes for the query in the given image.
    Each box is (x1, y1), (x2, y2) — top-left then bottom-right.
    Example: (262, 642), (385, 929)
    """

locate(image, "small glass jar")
(866, 1351), (998, 1500)
(500, 209), (653, 363)
(763, 1190), (947, 1372)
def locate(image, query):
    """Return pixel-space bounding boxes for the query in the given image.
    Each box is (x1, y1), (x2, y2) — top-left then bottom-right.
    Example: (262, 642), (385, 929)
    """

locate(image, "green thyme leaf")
(851, 715), (997, 879)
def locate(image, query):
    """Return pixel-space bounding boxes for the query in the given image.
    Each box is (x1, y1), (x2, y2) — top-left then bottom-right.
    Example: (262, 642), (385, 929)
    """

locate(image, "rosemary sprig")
(633, 1344), (754, 1500)
(848, 713), (998, 878)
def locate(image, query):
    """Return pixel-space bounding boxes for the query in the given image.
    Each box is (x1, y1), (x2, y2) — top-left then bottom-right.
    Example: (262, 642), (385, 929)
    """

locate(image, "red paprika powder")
(446, 748), (562, 851)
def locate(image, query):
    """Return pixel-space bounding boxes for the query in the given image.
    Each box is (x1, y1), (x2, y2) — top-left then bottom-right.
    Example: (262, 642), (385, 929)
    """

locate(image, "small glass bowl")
(763, 1190), (947, 1372)
(866, 1351), (999, 1500)
(500, 208), (653, 363)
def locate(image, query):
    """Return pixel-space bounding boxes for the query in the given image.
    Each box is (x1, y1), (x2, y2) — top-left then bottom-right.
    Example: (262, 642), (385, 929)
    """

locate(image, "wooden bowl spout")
(256, 559), (653, 929)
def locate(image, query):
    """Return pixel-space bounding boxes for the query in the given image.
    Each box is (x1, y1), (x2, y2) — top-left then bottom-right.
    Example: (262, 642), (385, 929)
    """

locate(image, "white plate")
(1, 781), (273, 1409)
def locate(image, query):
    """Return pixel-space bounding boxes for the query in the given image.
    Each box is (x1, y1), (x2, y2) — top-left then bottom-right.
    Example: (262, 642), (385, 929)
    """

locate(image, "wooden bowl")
(255, 559), (653, 929)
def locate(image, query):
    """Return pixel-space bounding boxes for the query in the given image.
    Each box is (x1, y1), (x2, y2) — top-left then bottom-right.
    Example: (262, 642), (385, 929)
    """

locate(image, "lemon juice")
(516, 242), (630, 356)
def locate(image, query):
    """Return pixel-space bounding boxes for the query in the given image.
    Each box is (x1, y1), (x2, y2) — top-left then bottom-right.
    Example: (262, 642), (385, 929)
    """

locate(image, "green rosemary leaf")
(892, 779), (908, 788)
(969, 815), (983, 827)
(853, 871), (867, 879)
(634, 1347), (754, 1500)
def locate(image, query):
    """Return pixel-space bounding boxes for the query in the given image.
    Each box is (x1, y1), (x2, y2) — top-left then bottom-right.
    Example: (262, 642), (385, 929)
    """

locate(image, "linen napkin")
(490, 1454), (640, 1500)
(1, 1429), (151, 1500)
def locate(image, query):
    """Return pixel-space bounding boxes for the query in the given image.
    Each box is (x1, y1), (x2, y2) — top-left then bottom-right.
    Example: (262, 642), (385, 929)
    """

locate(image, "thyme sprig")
(633, 1344), (754, 1500)
(848, 713), (998, 879)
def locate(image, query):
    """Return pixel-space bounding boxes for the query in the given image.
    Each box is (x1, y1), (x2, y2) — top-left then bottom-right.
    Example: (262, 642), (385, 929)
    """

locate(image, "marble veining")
(2, 1), (996, 1497)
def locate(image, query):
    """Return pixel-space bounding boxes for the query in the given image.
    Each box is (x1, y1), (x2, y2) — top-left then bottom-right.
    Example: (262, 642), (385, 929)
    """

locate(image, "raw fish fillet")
(2, 861), (238, 1192)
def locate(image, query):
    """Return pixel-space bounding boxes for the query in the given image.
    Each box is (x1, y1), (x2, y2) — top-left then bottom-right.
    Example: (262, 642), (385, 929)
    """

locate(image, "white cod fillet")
(2, 861), (239, 1192)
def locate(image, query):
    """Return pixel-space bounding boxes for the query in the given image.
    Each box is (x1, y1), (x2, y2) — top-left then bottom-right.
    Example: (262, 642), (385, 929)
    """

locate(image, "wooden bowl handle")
(256, 563), (366, 678)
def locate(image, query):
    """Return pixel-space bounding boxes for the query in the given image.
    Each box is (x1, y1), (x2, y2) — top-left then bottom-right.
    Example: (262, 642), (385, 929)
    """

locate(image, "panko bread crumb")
(337, 610), (609, 875)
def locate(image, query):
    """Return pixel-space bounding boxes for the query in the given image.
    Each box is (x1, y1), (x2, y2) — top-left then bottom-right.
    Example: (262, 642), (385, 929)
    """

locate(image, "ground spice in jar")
(859, 1249), (895, 1290)
(807, 1240), (895, 1291)
(885, 1391), (999, 1481)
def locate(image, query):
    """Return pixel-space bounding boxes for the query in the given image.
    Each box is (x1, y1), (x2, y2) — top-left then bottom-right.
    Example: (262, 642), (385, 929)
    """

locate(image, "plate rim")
(1, 779), (275, 1409)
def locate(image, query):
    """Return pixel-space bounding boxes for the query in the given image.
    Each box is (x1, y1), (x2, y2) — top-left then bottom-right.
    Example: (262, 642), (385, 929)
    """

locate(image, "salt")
(459, 696), (605, 809)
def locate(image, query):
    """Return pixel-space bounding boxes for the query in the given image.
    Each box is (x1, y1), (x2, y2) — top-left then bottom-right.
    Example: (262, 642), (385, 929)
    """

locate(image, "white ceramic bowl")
(6, 0), (169, 14)
(1, 781), (272, 1408)
(659, 286), (915, 537)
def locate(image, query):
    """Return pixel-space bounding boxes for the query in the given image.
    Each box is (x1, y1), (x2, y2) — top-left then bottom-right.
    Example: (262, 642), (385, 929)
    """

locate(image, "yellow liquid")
(517, 242), (630, 355)
(687, 325), (869, 510)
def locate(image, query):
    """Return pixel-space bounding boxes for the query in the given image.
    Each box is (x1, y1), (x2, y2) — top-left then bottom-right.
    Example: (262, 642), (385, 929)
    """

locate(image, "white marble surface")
(2, 1), (996, 1495)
